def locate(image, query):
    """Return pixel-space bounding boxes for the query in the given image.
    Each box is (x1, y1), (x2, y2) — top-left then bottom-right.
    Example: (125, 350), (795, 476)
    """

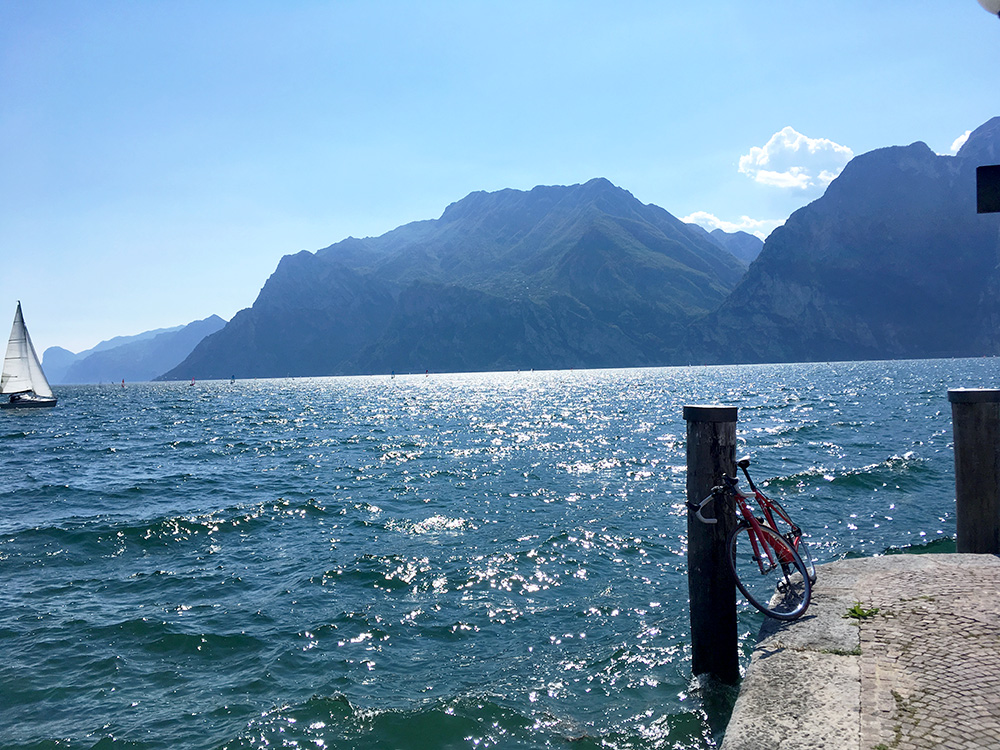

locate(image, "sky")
(2, 1), (999, 355)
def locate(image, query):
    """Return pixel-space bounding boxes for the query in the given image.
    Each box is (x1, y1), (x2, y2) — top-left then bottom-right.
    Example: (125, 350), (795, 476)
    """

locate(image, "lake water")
(2, 358), (994, 749)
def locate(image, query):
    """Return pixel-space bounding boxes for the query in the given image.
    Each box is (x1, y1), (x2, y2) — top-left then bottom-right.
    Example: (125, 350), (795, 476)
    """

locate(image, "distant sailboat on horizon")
(1, 301), (57, 409)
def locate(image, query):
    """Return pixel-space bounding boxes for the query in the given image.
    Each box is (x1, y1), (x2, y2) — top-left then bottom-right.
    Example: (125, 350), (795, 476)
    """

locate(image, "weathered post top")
(948, 388), (1000, 403)
(683, 405), (739, 422)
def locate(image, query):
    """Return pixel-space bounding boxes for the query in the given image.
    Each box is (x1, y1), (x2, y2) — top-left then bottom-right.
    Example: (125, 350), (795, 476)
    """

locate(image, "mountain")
(41, 347), (81, 385)
(686, 117), (1000, 364)
(43, 325), (185, 383)
(709, 229), (763, 265)
(45, 315), (227, 383)
(685, 223), (763, 265)
(160, 178), (747, 379)
(162, 117), (1000, 378)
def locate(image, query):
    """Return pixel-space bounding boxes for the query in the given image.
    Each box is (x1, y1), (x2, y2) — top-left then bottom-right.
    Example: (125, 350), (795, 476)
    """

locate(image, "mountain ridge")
(684, 117), (1000, 364)
(45, 315), (227, 383)
(160, 178), (747, 379)
(155, 116), (1000, 379)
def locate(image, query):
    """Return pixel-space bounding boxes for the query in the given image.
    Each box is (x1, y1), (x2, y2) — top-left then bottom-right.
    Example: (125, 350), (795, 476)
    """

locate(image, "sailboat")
(1, 301), (57, 409)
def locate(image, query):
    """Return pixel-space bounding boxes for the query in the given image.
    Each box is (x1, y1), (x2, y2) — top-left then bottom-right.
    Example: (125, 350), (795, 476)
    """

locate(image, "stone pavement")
(721, 554), (1000, 750)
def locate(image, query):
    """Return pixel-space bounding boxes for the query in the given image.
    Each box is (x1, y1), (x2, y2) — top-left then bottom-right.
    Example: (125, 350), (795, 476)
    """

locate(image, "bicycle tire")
(727, 522), (811, 620)
(790, 534), (818, 586)
(763, 496), (818, 585)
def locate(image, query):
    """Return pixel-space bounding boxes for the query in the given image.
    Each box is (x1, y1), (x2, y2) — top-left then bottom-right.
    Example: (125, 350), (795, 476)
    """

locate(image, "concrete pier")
(721, 554), (1000, 750)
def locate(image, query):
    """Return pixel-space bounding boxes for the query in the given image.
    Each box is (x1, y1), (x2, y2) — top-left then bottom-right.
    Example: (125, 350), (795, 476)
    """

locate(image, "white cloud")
(739, 127), (853, 190)
(950, 130), (971, 153)
(682, 211), (783, 241)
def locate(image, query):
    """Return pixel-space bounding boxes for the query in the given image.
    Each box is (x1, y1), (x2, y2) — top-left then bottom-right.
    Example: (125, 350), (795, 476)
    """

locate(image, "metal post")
(949, 388), (1000, 554)
(684, 404), (739, 684)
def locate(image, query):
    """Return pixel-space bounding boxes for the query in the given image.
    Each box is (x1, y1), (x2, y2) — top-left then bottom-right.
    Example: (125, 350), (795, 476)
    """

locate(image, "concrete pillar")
(948, 388), (1000, 554)
(684, 404), (739, 684)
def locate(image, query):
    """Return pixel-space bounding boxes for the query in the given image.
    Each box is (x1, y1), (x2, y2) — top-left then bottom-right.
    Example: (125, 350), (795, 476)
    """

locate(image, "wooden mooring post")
(684, 405), (739, 684)
(949, 388), (1000, 554)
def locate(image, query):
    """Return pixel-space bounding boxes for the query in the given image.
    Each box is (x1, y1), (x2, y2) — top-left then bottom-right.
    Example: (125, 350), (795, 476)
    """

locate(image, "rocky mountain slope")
(161, 178), (746, 378)
(686, 117), (1000, 364)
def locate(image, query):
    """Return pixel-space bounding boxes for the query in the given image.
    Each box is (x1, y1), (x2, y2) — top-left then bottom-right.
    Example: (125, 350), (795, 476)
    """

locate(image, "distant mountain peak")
(578, 176), (625, 195)
(574, 177), (642, 211)
(439, 178), (635, 223)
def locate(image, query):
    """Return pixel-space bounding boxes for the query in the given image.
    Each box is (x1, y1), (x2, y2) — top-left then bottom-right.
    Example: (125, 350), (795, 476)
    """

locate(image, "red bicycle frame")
(722, 474), (798, 570)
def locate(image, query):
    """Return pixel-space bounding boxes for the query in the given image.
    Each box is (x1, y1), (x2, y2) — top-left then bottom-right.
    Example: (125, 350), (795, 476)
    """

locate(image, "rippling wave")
(2, 360), (996, 748)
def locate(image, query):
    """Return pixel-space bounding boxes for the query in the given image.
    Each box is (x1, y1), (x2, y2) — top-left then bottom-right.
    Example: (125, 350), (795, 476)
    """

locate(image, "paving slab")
(721, 554), (1000, 750)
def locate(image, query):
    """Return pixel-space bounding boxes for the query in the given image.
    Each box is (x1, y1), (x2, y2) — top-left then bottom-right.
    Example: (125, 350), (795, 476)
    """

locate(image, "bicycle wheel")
(727, 522), (811, 620)
(763, 496), (818, 585)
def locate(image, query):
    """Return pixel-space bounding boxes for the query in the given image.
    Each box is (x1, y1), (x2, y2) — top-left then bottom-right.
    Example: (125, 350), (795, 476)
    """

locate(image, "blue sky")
(2, 1), (998, 354)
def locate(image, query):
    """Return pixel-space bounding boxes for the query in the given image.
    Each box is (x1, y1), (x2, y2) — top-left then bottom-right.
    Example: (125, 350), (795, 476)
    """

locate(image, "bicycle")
(734, 457), (817, 586)
(687, 458), (813, 620)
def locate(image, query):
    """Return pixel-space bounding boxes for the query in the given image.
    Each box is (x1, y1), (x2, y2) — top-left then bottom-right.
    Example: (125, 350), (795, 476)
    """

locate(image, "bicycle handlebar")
(687, 473), (745, 525)
(686, 486), (724, 525)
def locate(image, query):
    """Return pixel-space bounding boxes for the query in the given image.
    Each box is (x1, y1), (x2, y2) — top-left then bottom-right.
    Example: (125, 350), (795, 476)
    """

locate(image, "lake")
(2, 358), (993, 749)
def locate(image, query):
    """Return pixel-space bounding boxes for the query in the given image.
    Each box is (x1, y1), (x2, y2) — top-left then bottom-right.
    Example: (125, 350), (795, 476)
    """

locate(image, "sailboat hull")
(2, 394), (57, 409)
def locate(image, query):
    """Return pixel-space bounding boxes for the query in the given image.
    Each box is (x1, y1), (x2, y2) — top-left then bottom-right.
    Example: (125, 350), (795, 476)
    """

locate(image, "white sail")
(1, 302), (54, 398)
